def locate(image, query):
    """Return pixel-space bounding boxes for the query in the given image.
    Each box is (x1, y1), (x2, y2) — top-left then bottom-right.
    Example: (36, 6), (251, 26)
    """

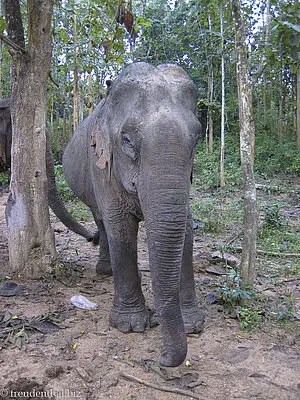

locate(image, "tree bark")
(220, 8), (225, 188)
(231, 0), (257, 285)
(207, 14), (214, 153)
(73, 8), (79, 131)
(297, 52), (300, 145)
(4, 0), (57, 276)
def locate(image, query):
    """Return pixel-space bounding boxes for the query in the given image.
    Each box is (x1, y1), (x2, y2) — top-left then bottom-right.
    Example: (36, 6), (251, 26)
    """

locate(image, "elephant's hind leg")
(106, 213), (149, 333)
(95, 220), (112, 276)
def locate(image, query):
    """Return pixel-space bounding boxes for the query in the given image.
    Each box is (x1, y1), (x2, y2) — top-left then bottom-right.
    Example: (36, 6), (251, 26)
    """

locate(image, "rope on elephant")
(118, 372), (204, 400)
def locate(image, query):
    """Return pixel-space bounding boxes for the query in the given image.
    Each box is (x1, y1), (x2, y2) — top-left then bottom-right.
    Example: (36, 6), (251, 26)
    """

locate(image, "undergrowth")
(215, 267), (298, 332)
(194, 132), (300, 190)
(55, 164), (92, 222)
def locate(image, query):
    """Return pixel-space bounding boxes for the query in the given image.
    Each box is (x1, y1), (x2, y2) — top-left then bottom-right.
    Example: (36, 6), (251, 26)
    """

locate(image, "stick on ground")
(118, 372), (203, 400)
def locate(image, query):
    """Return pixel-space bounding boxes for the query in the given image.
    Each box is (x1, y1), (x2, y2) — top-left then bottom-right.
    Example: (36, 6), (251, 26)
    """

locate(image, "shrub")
(54, 164), (75, 201)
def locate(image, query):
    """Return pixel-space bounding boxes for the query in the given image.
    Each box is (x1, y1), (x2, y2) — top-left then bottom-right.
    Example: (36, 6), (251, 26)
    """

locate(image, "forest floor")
(0, 178), (299, 400)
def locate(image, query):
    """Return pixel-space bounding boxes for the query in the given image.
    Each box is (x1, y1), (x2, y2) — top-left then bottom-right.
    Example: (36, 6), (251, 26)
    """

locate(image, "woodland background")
(0, 2), (299, 398)
(0, 0), (299, 169)
(0, 0), (299, 281)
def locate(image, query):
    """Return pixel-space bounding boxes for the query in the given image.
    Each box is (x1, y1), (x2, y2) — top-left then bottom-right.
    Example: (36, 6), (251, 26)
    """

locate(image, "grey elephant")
(63, 62), (204, 367)
(0, 98), (95, 242)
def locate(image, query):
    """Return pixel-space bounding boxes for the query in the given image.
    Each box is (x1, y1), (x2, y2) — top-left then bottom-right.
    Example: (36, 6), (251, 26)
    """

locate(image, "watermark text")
(0, 388), (81, 398)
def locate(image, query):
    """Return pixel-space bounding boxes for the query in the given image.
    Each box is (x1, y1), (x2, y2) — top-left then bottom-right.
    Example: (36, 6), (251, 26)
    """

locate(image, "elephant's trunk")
(139, 142), (191, 366)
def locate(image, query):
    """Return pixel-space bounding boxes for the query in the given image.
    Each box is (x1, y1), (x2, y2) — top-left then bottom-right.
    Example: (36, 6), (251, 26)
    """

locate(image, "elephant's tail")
(91, 230), (100, 246)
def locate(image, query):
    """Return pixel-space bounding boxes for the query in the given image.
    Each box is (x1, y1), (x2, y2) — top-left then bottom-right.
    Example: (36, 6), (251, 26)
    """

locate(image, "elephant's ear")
(91, 117), (112, 177)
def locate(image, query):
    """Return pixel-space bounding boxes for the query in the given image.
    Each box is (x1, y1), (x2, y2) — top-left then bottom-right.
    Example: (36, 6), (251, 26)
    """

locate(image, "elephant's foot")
(96, 259), (112, 276)
(182, 306), (205, 334)
(160, 346), (187, 367)
(160, 331), (187, 367)
(109, 306), (150, 333)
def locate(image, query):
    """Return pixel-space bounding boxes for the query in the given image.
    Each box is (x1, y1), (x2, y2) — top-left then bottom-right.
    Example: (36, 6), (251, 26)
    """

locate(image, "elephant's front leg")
(180, 210), (205, 333)
(106, 213), (149, 333)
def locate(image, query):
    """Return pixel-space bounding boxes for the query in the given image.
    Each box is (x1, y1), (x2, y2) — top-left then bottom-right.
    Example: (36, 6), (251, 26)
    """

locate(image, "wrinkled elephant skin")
(63, 62), (204, 367)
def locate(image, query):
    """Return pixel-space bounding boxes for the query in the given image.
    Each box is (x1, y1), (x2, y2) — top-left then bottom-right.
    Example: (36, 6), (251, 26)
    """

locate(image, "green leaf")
(0, 16), (6, 34)
(136, 17), (152, 27)
(280, 21), (300, 33)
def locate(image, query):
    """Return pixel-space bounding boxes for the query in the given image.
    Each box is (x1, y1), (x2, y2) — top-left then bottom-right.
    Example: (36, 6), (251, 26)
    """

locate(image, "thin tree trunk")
(0, 0), (2, 99)
(231, 0), (257, 286)
(263, 70), (267, 126)
(73, 8), (79, 131)
(63, 106), (67, 149)
(208, 14), (214, 153)
(278, 50), (283, 144)
(263, 0), (271, 127)
(297, 52), (300, 145)
(4, 0), (57, 276)
(220, 9), (225, 188)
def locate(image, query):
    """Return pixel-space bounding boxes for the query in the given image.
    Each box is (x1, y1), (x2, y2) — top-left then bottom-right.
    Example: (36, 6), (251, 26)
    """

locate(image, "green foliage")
(54, 165), (75, 201)
(274, 296), (297, 325)
(194, 135), (242, 189)
(237, 306), (263, 332)
(0, 172), (10, 186)
(281, 261), (300, 277)
(193, 130), (300, 192)
(191, 197), (243, 234)
(67, 198), (93, 222)
(257, 202), (300, 254)
(258, 227), (300, 254)
(0, 16), (6, 34)
(216, 268), (255, 311)
(54, 164), (92, 221)
(254, 133), (300, 177)
(263, 203), (287, 230)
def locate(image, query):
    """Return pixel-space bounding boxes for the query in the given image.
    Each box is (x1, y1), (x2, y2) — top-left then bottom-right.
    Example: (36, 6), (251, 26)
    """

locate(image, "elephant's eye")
(122, 133), (133, 147)
(121, 133), (137, 160)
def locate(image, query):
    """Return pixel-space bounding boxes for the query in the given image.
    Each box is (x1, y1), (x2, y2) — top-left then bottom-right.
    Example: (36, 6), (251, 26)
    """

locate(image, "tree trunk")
(63, 106), (67, 149)
(4, 0), (57, 276)
(73, 8), (79, 131)
(220, 8), (225, 188)
(278, 66), (283, 144)
(231, 0), (257, 285)
(0, 0), (3, 99)
(263, 0), (271, 127)
(297, 52), (300, 145)
(207, 14), (214, 153)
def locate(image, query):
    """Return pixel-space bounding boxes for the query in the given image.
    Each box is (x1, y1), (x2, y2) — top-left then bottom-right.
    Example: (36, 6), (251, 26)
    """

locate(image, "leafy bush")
(193, 131), (299, 190)
(54, 164), (75, 201)
(191, 199), (226, 234)
(216, 267), (255, 311)
(0, 171), (10, 186)
(54, 164), (92, 222)
(258, 203), (300, 253)
(254, 133), (300, 177)
(191, 197), (243, 234)
(275, 296), (297, 325)
(194, 135), (242, 189)
(67, 199), (92, 222)
(237, 306), (263, 332)
(263, 202), (287, 230)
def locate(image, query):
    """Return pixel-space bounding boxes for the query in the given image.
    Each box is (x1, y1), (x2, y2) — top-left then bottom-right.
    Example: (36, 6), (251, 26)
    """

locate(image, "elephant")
(0, 98), (96, 243)
(62, 62), (204, 367)
(0, 98), (12, 173)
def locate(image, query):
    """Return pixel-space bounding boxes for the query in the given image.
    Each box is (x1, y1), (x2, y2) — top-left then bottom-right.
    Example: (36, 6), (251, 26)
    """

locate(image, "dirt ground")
(0, 185), (299, 400)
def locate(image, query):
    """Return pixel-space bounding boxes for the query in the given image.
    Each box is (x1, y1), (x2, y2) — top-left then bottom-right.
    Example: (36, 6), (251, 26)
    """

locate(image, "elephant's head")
(93, 62), (201, 366)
